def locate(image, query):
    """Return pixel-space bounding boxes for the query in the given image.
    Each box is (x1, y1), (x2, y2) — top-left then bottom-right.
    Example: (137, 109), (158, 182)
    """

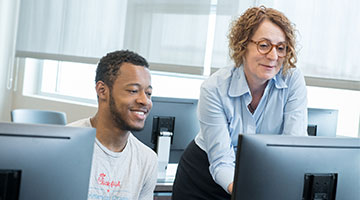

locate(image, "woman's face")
(244, 19), (286, 86)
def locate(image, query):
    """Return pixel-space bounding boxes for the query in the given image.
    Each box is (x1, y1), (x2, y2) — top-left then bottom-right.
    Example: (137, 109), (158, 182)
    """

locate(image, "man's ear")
(95, 81), (109, 101)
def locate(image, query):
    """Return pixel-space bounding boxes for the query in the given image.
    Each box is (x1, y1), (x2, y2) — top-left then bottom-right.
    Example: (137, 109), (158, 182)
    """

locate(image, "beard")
(109, 91), (145, 132)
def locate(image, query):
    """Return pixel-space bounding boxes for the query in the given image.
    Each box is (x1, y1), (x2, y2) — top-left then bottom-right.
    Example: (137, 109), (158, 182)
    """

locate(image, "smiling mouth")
(131, 109), (149, 120)
(134, 111), (145, 116)
(261, 64), (275, 68)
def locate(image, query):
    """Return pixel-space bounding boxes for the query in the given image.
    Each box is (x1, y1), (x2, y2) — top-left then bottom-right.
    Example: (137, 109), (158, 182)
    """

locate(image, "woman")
(172, 6), (307, 200)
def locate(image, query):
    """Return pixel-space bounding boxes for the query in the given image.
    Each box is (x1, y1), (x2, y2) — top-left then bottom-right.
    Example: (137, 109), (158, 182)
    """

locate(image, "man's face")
(108, 63), (152, 131)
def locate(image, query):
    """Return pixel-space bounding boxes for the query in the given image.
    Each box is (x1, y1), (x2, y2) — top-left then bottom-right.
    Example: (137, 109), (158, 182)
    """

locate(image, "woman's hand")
(227, 182), (234, 194)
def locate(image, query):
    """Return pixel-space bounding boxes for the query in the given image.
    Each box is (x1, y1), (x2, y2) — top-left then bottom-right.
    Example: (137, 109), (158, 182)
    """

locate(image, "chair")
(11, 109), (67, 125)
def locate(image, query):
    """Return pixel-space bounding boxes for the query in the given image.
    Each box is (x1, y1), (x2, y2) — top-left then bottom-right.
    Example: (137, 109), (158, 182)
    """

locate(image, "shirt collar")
(228, 67), (249, 97)
(273, 68), (288, 89)
(228, 66), (288, 97)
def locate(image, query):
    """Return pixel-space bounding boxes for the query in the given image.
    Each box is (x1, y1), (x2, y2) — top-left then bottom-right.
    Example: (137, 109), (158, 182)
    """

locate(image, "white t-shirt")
(68, 118), (158, 200)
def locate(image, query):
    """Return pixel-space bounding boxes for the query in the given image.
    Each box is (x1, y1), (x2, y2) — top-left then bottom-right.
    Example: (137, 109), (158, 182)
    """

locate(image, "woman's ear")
(95, 81), (108, 101)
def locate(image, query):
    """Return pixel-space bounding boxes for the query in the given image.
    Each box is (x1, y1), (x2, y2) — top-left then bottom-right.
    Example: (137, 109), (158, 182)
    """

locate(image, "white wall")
(307, 86), (360, 138)
(0, 0), (20, 122)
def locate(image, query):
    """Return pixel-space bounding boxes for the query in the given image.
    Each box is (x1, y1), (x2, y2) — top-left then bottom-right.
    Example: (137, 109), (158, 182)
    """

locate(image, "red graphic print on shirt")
(97, 173), (121, 192)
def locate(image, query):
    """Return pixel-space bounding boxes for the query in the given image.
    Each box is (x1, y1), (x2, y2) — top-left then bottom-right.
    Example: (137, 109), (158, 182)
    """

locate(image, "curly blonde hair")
(228, 6), (297, 75)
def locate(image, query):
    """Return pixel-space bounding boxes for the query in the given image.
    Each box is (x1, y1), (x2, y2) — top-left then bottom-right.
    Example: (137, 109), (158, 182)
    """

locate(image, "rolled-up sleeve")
(197, 85), (236, 193)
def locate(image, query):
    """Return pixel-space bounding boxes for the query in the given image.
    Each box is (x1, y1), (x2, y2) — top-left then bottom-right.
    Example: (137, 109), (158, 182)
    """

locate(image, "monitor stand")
(156, 131), (173, 181)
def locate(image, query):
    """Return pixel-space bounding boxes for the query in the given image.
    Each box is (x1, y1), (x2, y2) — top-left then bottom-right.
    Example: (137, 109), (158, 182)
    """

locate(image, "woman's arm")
(197, 85), (236, 193)
(283, 68), (308, 135)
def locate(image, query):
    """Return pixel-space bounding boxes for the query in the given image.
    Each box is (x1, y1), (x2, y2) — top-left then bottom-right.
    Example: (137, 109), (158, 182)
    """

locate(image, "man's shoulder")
(67, 118), (92, 127)
(128, 133), (157, 159)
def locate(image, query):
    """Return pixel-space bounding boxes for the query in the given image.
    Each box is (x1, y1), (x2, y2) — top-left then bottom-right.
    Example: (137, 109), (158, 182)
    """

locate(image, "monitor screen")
(133, 96), (200, 163)
(232, 134), (360, 200)
(0, 122), (96, 200)
(308, 108), (338, 136)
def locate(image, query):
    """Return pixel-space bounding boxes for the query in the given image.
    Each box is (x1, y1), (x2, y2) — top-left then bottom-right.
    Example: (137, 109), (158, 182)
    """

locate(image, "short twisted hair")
(95, 50), (149, 90)
(228, 6), (297, 75)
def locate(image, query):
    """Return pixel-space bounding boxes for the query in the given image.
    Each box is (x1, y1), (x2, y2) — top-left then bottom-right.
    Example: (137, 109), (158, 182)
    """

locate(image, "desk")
(155, 180), (173, 192)
(153, 164), (177, 200)
(154, 181), (173, 200)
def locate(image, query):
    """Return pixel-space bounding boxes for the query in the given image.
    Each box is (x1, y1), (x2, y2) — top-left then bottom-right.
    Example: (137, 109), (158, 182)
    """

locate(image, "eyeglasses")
(250, 39), (287, 58)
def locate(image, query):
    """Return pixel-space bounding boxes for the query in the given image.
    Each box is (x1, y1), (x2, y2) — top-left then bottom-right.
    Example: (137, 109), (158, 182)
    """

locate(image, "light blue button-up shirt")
(194, 66), (308, 192)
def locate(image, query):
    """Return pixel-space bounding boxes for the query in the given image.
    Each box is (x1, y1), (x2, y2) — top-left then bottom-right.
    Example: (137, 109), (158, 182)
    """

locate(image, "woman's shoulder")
(275, 67), (305, 91)
(201, 66), (238, 90)
(278, 67), (304, 83)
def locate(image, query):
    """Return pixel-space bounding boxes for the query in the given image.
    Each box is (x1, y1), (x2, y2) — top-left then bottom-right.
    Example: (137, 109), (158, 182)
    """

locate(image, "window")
(40, 60), (97, 101)
(16, 0), (238, 76)
(257, 0), (360, 82)
(16, 0), (241, 100)
(16, 0), (360, 87)
(14, 0), (360, 136)
(22, 58), (205, 102)
(22, 58), (97, 104)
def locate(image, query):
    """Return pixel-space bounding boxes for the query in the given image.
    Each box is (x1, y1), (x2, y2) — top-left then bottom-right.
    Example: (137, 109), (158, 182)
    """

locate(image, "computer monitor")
(0, 122), (96, 200)
(308, 108), (338, 136)
(133, 96), (200, 163)
(232, 134), (360, 200)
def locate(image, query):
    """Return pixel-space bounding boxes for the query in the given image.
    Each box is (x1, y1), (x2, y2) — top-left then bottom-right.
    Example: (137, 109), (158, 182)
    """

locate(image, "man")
(68, 50), (157, 200)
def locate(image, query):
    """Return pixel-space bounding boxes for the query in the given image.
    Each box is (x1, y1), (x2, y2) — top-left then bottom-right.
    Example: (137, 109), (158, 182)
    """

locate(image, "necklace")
(248, 82), (274, 114)
(248, 103), (255, 113)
